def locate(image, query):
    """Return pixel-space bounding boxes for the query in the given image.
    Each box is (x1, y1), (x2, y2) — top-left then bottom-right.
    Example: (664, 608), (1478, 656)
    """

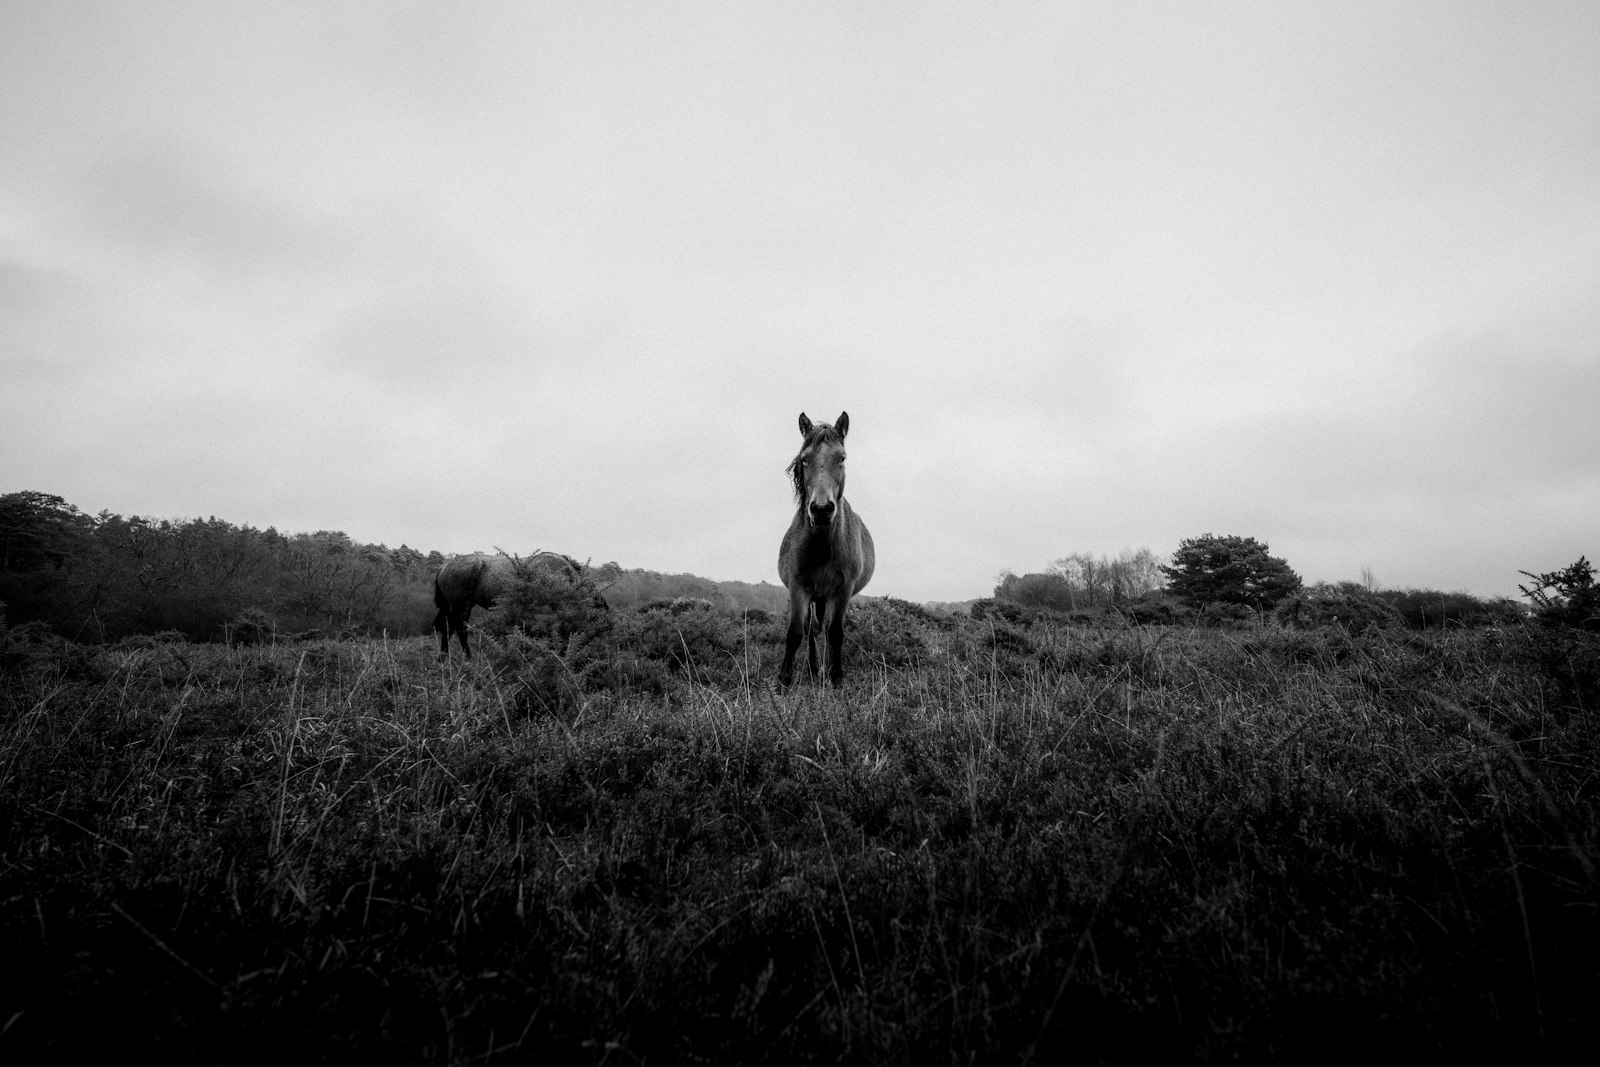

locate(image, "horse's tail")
(432, 572), (448, 633)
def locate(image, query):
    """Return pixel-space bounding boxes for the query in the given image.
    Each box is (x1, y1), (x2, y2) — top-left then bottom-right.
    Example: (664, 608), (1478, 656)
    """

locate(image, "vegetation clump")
(1374, 586), (1523, 629)
(1520, 556), (1598, 631)
(1274, 581), (1404, 632)
(1514, 557), (1600, 709)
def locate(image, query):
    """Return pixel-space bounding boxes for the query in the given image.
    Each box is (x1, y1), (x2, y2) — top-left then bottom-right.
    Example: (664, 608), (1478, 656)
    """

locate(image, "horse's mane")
(786, 423), (844, 504)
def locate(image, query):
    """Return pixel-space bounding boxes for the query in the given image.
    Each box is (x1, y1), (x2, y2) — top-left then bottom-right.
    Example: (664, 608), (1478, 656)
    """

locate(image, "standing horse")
(778, 411), (875, 687)
(433, 551), (600, 658)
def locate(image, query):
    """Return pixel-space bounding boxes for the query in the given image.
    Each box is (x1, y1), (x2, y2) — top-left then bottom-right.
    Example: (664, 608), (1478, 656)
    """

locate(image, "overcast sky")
(3, 2), (1596, 602)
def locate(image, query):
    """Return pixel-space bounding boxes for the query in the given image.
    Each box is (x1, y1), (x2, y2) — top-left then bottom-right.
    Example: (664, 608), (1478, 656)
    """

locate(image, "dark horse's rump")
(432, 551), (599, 658)
(778, 411), (875, 687)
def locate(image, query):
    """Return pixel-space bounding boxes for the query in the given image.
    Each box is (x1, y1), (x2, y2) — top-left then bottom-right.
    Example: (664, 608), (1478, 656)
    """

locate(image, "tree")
(995, 549), (1167, 614)
(1519, 557), (1598, 631)
(276, 532), (401, 632)
(1160, 534), (1301, 614)
(0, 491), (89, 572)
(993, 569), (1076, 612)
(0, 492), (95, 630)
(1051, 548), (1165, 606)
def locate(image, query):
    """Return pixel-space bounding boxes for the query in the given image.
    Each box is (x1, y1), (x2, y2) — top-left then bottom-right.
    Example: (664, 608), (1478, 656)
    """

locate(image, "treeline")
(4, 491), (1550, 643)
(0, 491), (442, 641)
(601, 569), (788, 614)
(992, 539), (1526, 629)
(0, 491), (794, 642)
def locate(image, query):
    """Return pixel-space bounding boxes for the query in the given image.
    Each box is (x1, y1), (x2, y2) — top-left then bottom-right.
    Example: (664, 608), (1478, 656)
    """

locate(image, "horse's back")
(777, 511), (804, 590)
(526, 551), (579, 580)
(853, 509), (874, 596)
(436, 552), (516, 608)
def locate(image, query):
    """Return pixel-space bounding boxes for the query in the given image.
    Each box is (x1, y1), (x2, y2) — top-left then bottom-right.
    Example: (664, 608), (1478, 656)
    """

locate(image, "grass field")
(2, 601), (1596, 1063)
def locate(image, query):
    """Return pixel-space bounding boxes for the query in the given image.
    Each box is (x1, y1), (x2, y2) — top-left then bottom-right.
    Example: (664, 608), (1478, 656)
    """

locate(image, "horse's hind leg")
(807, 601), (823, 679)
(453, 607), (474, 659)
(434, 607), (450, 656)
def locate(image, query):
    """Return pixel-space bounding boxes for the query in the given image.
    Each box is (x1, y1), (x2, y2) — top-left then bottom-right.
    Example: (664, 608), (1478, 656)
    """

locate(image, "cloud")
(3, 4), (1597, 604)
(1227, 308), (1600, 500)
(59, 140), (356, 281)
(321, 281), (552, 384)
(1085, 304), (1600, 593)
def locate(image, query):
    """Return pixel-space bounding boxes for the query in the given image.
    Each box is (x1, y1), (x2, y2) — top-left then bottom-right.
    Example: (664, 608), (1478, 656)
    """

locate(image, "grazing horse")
(778, 411), (875, 687)
(433, 551), (599, 658)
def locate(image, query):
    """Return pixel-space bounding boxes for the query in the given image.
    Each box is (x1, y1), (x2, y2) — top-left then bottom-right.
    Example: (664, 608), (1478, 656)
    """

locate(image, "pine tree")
(1160, 534), (1301, 613)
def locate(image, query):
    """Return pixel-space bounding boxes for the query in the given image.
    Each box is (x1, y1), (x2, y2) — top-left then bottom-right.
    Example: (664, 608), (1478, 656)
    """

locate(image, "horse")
(433, 550), (602, 658)
(778, 411), (876, 687)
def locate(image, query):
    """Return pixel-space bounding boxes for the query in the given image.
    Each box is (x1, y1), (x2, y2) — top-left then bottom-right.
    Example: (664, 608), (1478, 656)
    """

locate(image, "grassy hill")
(2, 600), (1596, 1062)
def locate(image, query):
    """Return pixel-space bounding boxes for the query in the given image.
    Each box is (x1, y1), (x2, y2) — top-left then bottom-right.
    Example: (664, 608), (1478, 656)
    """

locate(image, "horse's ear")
(798, 413), (813, 437)
(836, 412), (849, 438)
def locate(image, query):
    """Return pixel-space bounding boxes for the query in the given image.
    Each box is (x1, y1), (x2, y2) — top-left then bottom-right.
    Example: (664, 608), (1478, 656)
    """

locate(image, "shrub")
(496, 631), (590, 718)
(227, 607), (278, 646)
(484, 557), (612, 651)
(1120, 591), (1190, 626)
(968, 598), (1027, 624)
(848, 598), (941, 671)
(1195, 601), (1260, 626)
(1514, 557), (1600, 708)
(608, 599), (763, 686)
(1274, 583), (1403, 633)
(1519, 557), (1599, 631)
(1375, 588), (1518, 629)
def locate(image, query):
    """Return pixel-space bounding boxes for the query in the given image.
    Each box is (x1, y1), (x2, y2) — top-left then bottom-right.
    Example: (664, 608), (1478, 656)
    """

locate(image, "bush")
(227, 607), (278, 646)
(1195, 601), (1260, 626)
(1520, 557), (1599, 631)
(1274, 583), (1403, 633)
(1375, 588), (1519, 629)
(483, 559), (612, 650)
(0, 620), (104, 680)
(495, 631), (590, 718)
(606, 599), (772, 688)
(848, 598), (943, 671)
(1120, 591), (1190, 626)
(1514, 557), (1600, 709)
(968, 598), (1027, 624)
(1518, 626), (1600, 711)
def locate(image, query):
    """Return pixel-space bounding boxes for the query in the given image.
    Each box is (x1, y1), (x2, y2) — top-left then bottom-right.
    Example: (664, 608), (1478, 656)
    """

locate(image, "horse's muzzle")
(807, 500), (837, 528)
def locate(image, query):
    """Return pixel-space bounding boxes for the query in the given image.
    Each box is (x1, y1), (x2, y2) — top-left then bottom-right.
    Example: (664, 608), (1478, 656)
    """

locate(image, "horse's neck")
(796, 505), (851, 571)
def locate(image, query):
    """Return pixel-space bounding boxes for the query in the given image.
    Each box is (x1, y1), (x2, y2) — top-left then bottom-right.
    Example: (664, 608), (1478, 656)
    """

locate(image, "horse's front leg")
(779, 591), (810, 687)
(825, 599), (847, 687)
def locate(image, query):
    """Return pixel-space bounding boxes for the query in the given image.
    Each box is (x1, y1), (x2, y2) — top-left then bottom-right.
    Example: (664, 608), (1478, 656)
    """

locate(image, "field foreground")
(2, 602), (1597, 1063)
